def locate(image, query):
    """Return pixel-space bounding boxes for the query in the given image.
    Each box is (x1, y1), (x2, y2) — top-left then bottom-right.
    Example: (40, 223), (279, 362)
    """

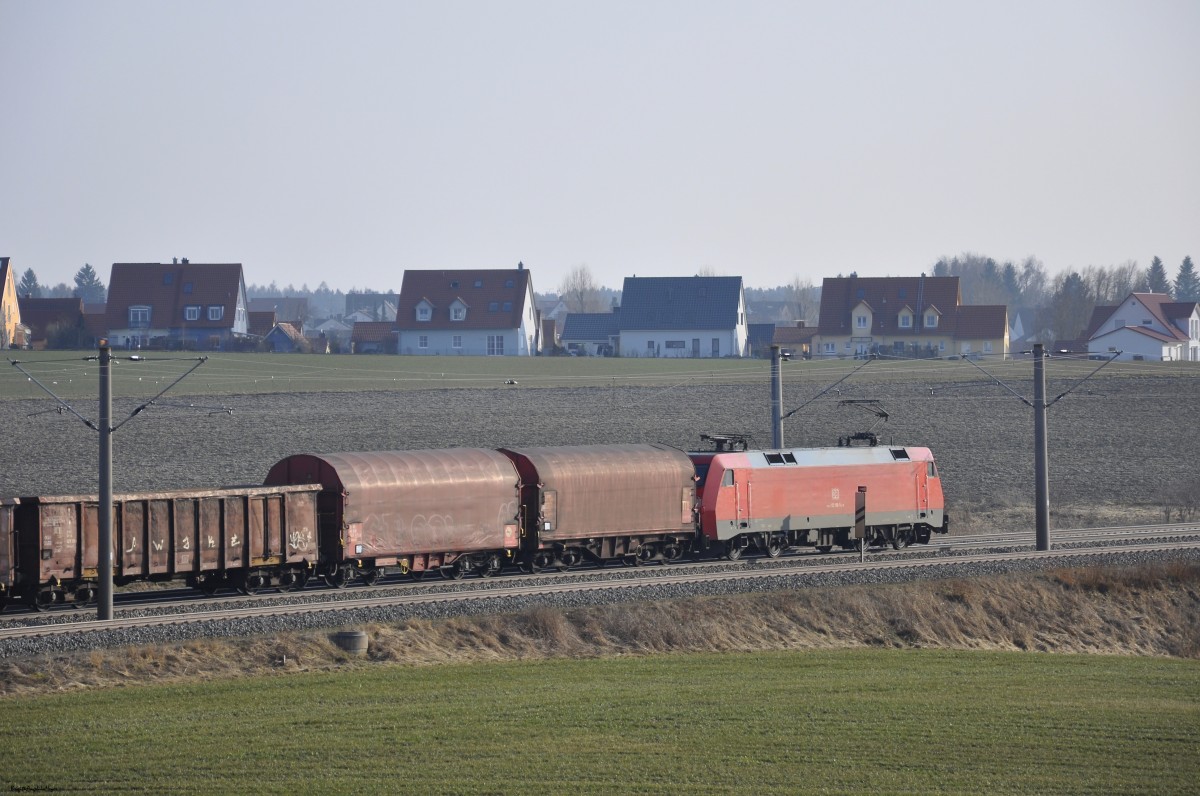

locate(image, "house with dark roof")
(0, 257), (27, 349)
(1084, 292), (1199, 361)
(814, 276), (1008, 359)
(351, 321), (398, 353)
(395, 267), (539, 356)
(560, 311), (620, 356)
(104, 262), (249, 350)
(771, 322), (818, 359)
(265, 322), (310, 353)
(16, 297), (91, 349)
(248, 297), (310, 327)
(617, 276), (748, 358)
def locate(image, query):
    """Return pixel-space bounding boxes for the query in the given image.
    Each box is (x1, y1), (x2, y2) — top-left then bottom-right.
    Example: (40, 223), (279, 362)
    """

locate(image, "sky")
(2, 1), (1197, 294)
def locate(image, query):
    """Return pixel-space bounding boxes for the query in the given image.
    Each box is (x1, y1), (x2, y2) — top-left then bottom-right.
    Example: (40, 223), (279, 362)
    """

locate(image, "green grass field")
(3, 349), (1181, 402)
(2, 649), (1196, 795)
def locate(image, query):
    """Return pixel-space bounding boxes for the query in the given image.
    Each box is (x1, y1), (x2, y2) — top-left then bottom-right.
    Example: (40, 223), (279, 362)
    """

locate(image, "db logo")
(831, 488), (841, 501)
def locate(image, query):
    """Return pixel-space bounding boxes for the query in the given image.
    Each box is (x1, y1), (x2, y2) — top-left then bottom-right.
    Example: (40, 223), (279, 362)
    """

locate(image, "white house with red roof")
(395, 266), (539, 356)
(1085, 292), (1200, 361)
(104, 262), (249, 350)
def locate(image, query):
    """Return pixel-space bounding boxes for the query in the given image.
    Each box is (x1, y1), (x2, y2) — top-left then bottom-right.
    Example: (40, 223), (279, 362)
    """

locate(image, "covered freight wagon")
(265, 449), (522, 582)
(692, 446), (948, 557)
(6, 485), (321, 609)
(498, 444), (697, 567)
(0, 500), (14, 611)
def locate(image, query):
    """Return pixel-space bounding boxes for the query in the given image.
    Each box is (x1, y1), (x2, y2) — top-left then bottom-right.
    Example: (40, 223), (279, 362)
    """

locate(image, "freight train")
(0, 442), (948, 611)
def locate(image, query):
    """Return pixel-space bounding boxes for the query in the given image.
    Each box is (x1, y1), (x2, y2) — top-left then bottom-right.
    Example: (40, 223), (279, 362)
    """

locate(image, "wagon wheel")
(440, 562), (466, 580)
(480, 555), (503, 578)
(27, 589), (55, 612)
(816, 545), (833, 554)
(0, 595), (7, 612)
(765, 536), (784, 558)
(198, 579), (221, 597)
(360, 568), (382, 587)
(324, 567), (354, 589)
(725, 541), (743, 561)
(410, 569), (427, 581)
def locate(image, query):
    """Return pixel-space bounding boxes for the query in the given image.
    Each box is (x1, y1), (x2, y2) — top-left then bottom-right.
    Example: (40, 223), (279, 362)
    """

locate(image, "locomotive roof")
(704, 446), (934, 467)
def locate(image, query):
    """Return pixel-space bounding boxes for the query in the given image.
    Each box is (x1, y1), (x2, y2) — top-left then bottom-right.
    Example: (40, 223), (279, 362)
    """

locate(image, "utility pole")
(98, 341), (114, 619)
(1032, 343), (1050, 551)
(770, 345), (784, 448)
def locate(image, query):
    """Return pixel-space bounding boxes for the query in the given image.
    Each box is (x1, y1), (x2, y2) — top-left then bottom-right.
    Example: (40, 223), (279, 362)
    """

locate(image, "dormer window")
(925, 312), (938, 328)
(451, 306), (466, 321)
(207, 305), (224, 321)
(416, 301), (432, 322)
(184, 305), (200, 321)
(855, 314), (868, 329)
(899, 313), (912, 329)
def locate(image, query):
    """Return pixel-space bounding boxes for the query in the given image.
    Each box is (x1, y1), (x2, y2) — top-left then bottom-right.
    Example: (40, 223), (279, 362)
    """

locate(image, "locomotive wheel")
(360, 568), (382, 587)
(891, 530), (913, 550)
(765, 537), (784, 558)
(816, 545), (833, 554)
(725, 541), (743, 561)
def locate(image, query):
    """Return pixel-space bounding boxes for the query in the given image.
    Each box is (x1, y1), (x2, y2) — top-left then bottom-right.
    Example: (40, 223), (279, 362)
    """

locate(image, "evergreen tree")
(18, 268), (41, 297)
(1174, 256), (1199, 302)
(73, 263), (106, 303)
(1146, 256), (1172, 295)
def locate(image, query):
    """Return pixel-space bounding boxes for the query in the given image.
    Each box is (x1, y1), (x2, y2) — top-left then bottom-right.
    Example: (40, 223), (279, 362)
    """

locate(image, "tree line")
(16, 264), (106, 303)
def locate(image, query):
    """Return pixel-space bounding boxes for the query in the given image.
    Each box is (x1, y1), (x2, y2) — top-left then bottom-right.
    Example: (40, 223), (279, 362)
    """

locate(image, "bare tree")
(788, 276), (820, 324)
(558, 264), (604, 313)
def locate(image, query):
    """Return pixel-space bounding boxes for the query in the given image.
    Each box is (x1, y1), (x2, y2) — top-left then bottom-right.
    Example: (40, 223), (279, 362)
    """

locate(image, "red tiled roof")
(954, 305), (1008, 339)
(105, 263), (244, 332)
(396, 269), (532, 331)
(351, 320), (397, 343)
(772, 325), (818, 345)
(16, 297), (85, 340)
(817, 276), (962, 336)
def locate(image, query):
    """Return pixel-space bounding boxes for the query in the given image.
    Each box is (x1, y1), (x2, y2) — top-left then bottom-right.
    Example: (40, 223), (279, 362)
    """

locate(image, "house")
(560, 311), (620, 356)
(617, 276), (748, 358)
(351, 321), (397, 353)
(1084, 292), (1200, 361)
(308, 317), (351, 352)
(0, 257), (27, 349)
(248, 297), (309, 328)
(104, 262), (249, 350)
(395, 267), (539, 356)
(746, 323), (778, 358)
(536, 296), (570, 334)
(771, 322), (818, 359)
(814, 275), (1009, 359)
(345, 292), (398, 322)
(264, 322), (309, 353)
(247, 310), (277, 338)
(16, 297), (90, 349)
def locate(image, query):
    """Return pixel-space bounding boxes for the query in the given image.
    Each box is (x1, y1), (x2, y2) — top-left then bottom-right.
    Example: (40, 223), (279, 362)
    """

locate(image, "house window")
(856, 315), (868, 329)
(647, 341), (656, 351)
(823, 342), (835, 354)
(183, 282), (193, 294)
(899, 314), (912, 328)
(418, 335), (428, 349)
(505, 279), (514, 288)
(417, 305), (431, 321)
(208, 306), (224, 321)
(502, 301), (512, 312)
(184, 305), (200, 321)
(163, 273), (174, 285)
(129, 306), (151, 327)
(665, 341), (685, 349)
(474, 280), (483, 288)
(450, 280), (459, 288)
(489, 302), (499, 311)
(983, 341), (993, 353)
(938, 341), (946, 352)
(451, 307), (465, 321)
(487, 335), (504, 355)
(1142, 319), (1153, 326)
(925, 313), (938, 328)
(452, 335), (462, 349)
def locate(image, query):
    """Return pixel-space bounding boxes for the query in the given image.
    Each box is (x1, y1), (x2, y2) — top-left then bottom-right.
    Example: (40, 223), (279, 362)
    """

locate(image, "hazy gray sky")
(3, 0), (1197, 293)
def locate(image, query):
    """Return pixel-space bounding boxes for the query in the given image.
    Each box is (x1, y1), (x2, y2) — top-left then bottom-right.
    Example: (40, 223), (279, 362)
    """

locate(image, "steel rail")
(3, 540), (1197, 643)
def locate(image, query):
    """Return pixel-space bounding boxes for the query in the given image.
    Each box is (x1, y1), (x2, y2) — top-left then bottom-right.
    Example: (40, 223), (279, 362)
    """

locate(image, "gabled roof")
(0, 257), (12, 299)
(954, 305), (1008, 339)
(618, 276), (744, 331)
(817, 276), (961, 336)
(1090, 324), (1182, 345)
(16, 297), (85, 340)
(1086, 292), (1198, 343)
(397, 269), (532, 331)
(560, 312), (620, 342)
(248, 310), (276, 337)
(772, 325), (819, 345)
(105, 263), (244, 331)
(248, 297), (308, 323)
(351, 320), (397, 344)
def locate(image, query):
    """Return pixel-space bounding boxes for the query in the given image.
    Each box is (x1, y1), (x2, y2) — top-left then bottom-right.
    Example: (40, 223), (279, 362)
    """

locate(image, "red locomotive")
(0, 441), (948, 611)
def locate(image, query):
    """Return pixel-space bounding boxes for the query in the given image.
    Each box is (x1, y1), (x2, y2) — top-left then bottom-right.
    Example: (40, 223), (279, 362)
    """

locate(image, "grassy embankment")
(2, 564), (1198, 793)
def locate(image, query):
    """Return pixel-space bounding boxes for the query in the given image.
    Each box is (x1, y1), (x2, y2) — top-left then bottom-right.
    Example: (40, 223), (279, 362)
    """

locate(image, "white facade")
(1087, 296), (1200, 361)
(399, 281), (539, 356)
(619, 327), (746, 358)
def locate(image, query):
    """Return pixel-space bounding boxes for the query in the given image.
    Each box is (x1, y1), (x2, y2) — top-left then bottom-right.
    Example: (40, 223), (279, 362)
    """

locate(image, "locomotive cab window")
(927, 462), (938, 478)
(722, 469), (734, 487)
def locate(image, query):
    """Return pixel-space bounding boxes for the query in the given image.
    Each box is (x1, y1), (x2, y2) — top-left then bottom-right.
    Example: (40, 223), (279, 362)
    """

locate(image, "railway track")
(2, 529), (1199, 648)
